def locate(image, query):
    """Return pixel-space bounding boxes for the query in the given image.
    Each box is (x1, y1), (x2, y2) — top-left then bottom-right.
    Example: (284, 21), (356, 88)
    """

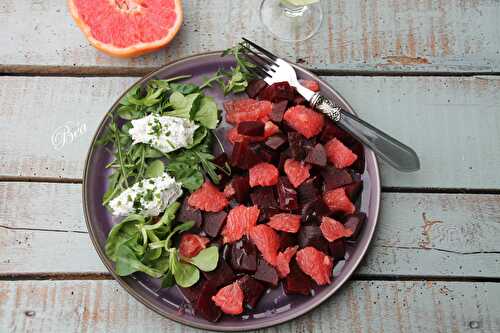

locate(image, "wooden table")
(1, 1), (499, 332)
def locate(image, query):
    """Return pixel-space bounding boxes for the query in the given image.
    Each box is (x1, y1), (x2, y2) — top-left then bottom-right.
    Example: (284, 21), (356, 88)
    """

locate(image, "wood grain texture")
(1, 182), (499, 277)
(1, 76), (499, 188)
(0, 279), (499, 332)
(0, 0), (499, 73)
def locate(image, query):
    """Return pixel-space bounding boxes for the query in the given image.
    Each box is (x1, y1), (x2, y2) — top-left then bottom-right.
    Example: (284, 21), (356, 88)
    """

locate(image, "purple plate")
(83, 52), (380, 331)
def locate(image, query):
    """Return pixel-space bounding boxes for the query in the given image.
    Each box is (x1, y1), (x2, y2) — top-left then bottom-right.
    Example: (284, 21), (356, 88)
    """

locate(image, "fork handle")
(311, 94), (420, 172)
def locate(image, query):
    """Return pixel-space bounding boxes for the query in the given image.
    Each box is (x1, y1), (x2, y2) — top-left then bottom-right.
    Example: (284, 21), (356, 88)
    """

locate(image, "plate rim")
(82, 51), (381, 331)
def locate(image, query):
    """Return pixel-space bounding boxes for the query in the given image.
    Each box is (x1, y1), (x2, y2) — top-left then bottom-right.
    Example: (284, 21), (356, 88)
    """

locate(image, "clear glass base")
(259, 0), (323, 42)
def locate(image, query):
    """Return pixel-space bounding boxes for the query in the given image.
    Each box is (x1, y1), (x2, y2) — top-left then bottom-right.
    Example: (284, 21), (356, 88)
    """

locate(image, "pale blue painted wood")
(0, 0), (499, 73)
(1, 280), (499, 332)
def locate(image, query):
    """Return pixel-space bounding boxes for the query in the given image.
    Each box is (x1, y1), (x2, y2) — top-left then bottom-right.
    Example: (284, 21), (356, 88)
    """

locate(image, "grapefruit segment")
(68, 0), (183, 58)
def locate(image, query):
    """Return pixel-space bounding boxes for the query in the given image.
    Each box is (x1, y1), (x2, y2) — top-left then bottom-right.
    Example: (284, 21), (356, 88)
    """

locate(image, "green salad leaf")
(187, 246), (219, 272)
(194, 95), (219, 129)
(144, 160), (164, 178)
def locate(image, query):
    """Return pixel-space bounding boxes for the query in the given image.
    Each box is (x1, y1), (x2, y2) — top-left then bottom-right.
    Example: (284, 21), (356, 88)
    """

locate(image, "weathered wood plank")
(0, 0), (499, 73)
(0, 280), (498, 332)
(1, 76), (499, 188)
(1, 182), (499, 277)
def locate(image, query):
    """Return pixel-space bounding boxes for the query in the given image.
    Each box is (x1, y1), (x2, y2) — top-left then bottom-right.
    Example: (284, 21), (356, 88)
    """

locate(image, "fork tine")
(242, 59), (270, 79)
(241, 44), (275, 68)
(242, 38), (278, 61)
(240, 45), (276, 73)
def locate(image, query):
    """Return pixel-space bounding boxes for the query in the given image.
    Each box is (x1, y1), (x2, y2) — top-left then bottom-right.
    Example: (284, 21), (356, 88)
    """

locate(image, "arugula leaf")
(168, 92), (201, 119)
(145, 160), (164, 178)
(187, 246), (219, 272)
(169, 82), (201, 95)
(194, 95), (219, 129)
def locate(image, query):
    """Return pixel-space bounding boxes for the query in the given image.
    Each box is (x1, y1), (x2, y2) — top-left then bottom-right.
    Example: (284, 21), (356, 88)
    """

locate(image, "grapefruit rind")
(68, 0), (183, 58)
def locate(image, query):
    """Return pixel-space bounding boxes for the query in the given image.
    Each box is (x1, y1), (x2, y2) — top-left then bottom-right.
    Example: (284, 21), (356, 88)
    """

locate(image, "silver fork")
(241, 38), (420, 172)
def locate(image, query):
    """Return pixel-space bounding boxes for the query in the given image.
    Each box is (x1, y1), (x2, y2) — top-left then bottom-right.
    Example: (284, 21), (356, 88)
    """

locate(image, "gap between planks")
(2, 66), (500, 78)
(2, 273), (500, 283)
(1, 176), (499, 195)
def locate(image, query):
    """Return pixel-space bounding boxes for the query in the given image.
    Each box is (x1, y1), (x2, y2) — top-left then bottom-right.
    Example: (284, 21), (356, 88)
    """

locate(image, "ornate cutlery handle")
(311, 94), (420, 172)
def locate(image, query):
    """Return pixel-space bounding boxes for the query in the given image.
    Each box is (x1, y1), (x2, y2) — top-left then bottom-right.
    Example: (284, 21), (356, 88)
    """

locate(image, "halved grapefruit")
(68, 0), (183, 58)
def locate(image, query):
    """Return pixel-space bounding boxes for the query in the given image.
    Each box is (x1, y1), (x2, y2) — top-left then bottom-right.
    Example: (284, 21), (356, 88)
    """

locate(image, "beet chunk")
(230, 175), (250, 203)
(320, 119), (351, 143)
(177, 198), (203, 230)
(297, 177), (320, 205)
(345, 180), (363, 202)
(293, 95), (306, 105)
(230, 237), (258, 273)
(231, 142), (262, 169)
(253, 258), (279, 287)
(203, 211), (227, 238)
(265, 134), (287, 150)
(344, 212), (366, 240)
(301, 198), (330, 224)
(284, 260), (314, 296)
(270, 100), (288, 122)
(238, 275), (266, 308)
(321, 167), (353, 191)
(278, 232), (298, 252)
(277, 176), (299, 211)
(258, 82), (296, 102)
(178, 280), (204, 304)
(246, 79), (268, 98)
(203, 259), (236, 289)
(287, 132), (305, 160)
(329, 238), (346, 260)
(194, 281), (222, 322)
(304, 143), (327, 167)
(298, 225), (329, 254)
(250, 186), (277, 209)
(237, 121), (265, 137)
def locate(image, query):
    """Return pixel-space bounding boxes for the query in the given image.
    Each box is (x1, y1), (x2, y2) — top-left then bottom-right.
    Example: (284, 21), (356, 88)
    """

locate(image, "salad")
(99, 45), (366, 322)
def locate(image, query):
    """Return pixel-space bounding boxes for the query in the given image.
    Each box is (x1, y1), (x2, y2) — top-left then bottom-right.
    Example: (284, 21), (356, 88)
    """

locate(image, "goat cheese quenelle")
(109, 172), (182, 217)
(128, 114), (199, 154)
(109, 114), (200, 216)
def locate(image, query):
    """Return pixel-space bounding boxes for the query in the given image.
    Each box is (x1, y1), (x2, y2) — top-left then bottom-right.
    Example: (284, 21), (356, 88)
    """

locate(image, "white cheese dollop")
(128, 114), (198, 154)
(109, 172), (182, 217)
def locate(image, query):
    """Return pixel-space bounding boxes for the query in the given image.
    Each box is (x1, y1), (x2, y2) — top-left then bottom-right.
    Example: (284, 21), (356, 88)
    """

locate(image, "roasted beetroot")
(345, 179), (363, 202)
(230, 237), (258, 273)
(321, 167), (353, 191)
(284, 260), (314, 296)
(298, 225), (329, 254)
(301, 198), (330, 224)
(237, 121), (265, 137)
(344, 212), (366, 240)
(253, 258), (279, 287)
(203, 211), (227, 238)
(231, 142), (262, 169)
(270, 100), (288, 122)
(304, 143), (327, 167)
(258, 82), (296, 102)
(246, 79), (268, 98)
(297, 177), (320, 205)
(177, 197), (203, 230)
(265, 134), (287, 150)
(276, 176), (299, 211)
(238, 275), (266, 308)
(287, 132), (305, 160)
(202, 259), (236, 289)
(250, 186), (277, 209)
(329, 238), (346, 260)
